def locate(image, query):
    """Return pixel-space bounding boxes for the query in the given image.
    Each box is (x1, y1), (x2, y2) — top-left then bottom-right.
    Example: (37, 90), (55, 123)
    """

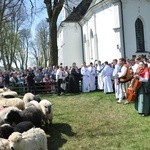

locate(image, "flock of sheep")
(0, 88), (53, 150)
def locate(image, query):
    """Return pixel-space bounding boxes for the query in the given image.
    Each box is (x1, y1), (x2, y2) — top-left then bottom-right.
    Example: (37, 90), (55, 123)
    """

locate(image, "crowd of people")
(0, 55), (150, 115)
(80, 55), (150, 116)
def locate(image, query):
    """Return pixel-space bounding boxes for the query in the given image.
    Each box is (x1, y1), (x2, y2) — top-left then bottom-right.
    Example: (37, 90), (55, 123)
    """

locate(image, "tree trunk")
(49, 22), (58, 66)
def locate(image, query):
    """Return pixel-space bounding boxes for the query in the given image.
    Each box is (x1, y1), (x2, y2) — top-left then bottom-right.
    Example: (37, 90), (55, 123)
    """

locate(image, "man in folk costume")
(112, 59), (121, 100)
(101, 61), (113, 94)
(81, 62), (90, 92)
(96, 60), (104, 90)
(117, 58), (131, 104)
(88, 62), (96, 91)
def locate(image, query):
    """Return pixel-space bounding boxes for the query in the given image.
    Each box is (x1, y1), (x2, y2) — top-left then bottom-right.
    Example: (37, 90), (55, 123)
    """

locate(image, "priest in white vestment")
(88, 62), (96, 91)
(112, 59), (121, 100)
(101, 61), (113, 94)
(96, 61), (104, 90)
(81, 62), (90, 92)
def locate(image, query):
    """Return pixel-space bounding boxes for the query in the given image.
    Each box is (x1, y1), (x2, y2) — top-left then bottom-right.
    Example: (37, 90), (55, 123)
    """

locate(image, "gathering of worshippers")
(80, 55), (150, 116)
(0, 55), (150, 116)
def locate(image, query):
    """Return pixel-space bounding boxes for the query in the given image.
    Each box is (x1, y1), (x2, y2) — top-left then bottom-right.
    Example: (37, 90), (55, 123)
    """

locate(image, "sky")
(29, 0), (48, 37)
(28, 0), (63, 38)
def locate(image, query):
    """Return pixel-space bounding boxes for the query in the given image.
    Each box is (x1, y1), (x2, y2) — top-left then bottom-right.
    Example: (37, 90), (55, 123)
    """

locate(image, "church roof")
(64, 0), (93, 22)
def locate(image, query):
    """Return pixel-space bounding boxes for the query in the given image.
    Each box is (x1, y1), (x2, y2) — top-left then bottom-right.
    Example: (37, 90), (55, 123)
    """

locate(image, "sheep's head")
(33, 95), (41, 102)
(8, 132), (22, 149)
(0, 124), (14, 139)
(4, 109), (22, 125)
(40, 99), (52, 114)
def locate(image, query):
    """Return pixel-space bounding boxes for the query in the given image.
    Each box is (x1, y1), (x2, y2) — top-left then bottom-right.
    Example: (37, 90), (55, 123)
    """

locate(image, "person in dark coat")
(3, 71), (10, 88)
(68, 62), (80, 93)
(25, 68), (36, 94)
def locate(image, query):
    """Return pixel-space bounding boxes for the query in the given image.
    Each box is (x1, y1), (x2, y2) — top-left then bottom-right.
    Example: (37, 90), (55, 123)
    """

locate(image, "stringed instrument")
(126, 68), (143, 102)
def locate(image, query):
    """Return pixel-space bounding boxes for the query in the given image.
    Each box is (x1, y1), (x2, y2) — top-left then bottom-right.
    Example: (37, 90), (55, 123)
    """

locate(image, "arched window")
(135, 18), (145, 52)
(90, 29), (94, 38)
(83, 34), (86, 43)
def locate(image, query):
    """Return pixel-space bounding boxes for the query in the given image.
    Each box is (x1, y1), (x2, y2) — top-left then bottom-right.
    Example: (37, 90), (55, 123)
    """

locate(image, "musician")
(135, 61), (150, 116)
(117, 58), (131, 104)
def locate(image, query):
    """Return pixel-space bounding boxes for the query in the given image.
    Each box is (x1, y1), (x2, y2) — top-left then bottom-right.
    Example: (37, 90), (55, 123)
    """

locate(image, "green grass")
(40, 92), (150, 150)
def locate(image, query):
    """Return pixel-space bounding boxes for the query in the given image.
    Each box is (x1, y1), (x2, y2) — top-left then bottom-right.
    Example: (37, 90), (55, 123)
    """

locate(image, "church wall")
(82, 15), (99, 64)
(122, 0), (150, 58)
(83, 3), (122, 63)
(58, 23), (83, 67)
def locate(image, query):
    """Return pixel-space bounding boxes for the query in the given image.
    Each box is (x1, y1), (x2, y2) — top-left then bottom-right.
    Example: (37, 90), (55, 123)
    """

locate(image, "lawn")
(41, 91), (150, 150)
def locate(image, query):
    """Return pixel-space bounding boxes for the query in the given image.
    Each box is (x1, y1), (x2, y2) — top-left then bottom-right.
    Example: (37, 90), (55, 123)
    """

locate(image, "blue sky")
(28, 0), (63, 38)
(29, 0), (48, 37)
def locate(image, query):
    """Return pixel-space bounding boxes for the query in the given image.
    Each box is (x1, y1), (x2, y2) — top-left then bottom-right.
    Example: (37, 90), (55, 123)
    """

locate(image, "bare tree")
(30, 41), (40, 67)
(0, 0), (34, 70)
(44, 0), (65, 66)
(34, 20), (49, 67)
(19, 28), (31, 70)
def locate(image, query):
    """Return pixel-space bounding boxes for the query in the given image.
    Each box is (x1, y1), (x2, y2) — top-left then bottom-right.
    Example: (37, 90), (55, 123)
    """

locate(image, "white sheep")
(0, 138), (10, 150)
(0, 91), (18, 98)
(25, 99), (53, 125)
(25, 100), (42, 110)
(0, 87), (10, 93)
(8, 128), (48, 150)
(39, 99), (53, 125)
(0, 98), (25, 110)
(23, 93), (41, 107)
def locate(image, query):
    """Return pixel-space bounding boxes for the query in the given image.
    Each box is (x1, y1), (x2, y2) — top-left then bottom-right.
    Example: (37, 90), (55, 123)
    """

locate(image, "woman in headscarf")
(135, 61), (150, 116)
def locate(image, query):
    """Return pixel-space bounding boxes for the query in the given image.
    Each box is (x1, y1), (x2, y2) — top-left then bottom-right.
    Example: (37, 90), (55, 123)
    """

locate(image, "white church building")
(57, 0), (150, 67)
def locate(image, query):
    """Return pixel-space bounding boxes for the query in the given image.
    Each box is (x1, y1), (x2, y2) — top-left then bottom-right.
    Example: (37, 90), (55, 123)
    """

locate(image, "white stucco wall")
(58, 22), (83, 67)
(82, 0), (123, 64)
(57, 0), (150, 67)
(122, 0), (150, 59)
(82, 15), (99, 64)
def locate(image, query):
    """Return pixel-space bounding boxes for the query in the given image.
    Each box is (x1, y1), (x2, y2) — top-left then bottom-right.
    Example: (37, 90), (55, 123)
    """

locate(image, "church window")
(90, 29), (94, 38)
(135, 18), (145, 52)
(90, 29), (94, 59)
(83, 34), (86, 43)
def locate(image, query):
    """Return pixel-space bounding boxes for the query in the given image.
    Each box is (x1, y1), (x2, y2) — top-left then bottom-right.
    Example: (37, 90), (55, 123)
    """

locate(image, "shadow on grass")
(44, 123), (76, 150)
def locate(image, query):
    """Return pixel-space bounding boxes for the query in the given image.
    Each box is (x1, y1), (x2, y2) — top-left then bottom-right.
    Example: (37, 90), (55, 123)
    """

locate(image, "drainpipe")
(119, 0), (126, 58)
(78, 22), (85, 62)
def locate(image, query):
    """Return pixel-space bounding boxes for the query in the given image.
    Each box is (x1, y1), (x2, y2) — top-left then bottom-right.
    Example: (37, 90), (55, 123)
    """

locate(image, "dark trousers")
(57, 79), (65, 95)
(27, 83), (36, 94)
